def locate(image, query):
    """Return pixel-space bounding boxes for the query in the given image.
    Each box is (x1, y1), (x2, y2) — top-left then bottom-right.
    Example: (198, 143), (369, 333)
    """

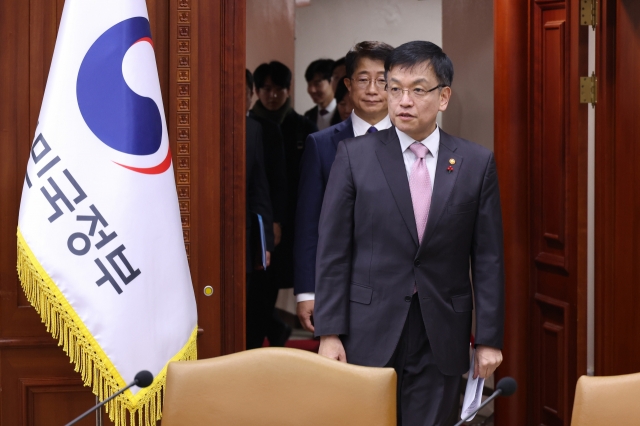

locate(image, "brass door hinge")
(580, 0), (598, 30)
(580, 72), (597, 107)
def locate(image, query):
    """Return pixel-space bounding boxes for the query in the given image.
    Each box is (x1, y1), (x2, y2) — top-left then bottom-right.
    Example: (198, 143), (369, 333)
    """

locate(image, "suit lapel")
(421, 129), (463, 245)
(331, 117), (354, 149)
(376, 128), (419, 247)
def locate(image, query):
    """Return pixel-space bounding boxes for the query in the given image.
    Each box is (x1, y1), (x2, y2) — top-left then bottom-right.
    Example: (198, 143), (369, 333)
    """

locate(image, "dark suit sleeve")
(470, 152), (505, 349)
(313, 141), (354, 337)
(247, 122), (275, 251)
(293, 133), (324, 295)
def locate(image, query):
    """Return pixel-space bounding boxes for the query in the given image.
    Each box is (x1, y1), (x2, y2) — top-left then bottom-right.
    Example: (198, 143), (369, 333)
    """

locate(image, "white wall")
(246, 0), (296, 107)
(442, 0), (494, 150)
(294, 0), (442, 114)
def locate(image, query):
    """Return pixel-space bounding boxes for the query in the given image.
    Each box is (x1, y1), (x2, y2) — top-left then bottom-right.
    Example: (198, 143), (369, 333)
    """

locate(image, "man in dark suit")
(245, 117), (274, 270)
(294, 41), (394, 332)
(245, 69), (288, 348)
(314, 41), (505, 426)
(303, 59), (336, 131)
(246, 70), (287, 256)
(250, 61), (317, 297)
(245, 114), (276, 349)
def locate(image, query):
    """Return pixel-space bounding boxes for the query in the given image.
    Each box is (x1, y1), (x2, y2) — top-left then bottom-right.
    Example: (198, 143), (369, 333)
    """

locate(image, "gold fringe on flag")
(16, 228), (197, 426)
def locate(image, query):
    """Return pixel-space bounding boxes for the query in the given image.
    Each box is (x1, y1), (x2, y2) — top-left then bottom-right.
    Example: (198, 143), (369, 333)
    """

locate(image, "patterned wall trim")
(176, 0), (191, 258)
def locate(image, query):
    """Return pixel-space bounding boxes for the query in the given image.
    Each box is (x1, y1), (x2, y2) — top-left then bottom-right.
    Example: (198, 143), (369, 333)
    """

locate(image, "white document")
(460, 348), (485, 422)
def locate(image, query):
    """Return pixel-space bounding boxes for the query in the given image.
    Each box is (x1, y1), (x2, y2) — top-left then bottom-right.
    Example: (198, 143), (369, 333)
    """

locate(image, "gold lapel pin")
(449, 158), (456, 165)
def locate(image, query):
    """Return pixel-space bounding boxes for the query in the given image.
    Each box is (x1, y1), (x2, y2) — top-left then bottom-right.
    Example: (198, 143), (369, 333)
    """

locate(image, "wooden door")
(0, 0), (246, 424)
(494, 0), (530, 423)
(529, 1), (588, 424)
(495, 0), (588, 424)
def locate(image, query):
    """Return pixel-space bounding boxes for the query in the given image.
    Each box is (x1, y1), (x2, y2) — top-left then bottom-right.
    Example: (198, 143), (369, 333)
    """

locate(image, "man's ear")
(344, 77), (352, 92)
(439, 86), (452, 112)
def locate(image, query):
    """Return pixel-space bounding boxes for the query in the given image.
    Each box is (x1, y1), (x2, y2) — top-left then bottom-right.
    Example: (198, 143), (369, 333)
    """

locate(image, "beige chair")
(570, 372), (640, 425)
(162, 347), (396, 426)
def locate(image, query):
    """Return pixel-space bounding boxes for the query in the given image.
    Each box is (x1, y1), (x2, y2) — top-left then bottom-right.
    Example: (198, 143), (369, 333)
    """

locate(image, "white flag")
(16, 1), (197, 425)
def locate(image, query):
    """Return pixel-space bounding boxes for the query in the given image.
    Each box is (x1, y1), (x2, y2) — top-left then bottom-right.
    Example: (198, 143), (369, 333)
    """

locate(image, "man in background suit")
(245, 113), (275, 349)
(251, 61), (316, 303)
(304, 59), (336, 131)
(245, 69), (289, 348)
(294, 41), (394, 332)
(314, 41), (505, 425)
(246, 69), (287, 249)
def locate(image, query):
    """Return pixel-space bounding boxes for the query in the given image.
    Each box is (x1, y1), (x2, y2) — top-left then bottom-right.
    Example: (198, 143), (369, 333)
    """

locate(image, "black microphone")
(64, 370), (154, 426)
(454, 376), (517, 426)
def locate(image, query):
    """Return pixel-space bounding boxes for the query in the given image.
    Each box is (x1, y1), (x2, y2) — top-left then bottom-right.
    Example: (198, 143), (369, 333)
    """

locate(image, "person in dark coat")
(245, 113), (275, 349)
(245, 69), (289, 348)
(246, 69), (287, 247)
(250, 61), (317, 345)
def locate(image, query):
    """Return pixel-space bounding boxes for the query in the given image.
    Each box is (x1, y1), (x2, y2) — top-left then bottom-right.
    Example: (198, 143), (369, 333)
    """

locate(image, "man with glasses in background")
(314, 41), (505, 426)
(294, 41), (394, 333)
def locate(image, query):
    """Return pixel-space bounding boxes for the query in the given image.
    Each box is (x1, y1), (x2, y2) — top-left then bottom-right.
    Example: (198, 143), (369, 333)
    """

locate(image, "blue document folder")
(256, 213), (267, 270)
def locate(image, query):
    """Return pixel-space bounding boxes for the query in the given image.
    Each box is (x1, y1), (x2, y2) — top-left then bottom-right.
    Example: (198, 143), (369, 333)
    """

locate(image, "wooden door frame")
(216, 0), (247, 355)
(594, 0), (640, 376)
(170, 0), (247, 357)
(494, 0), (530, 424)
(593, 0), (616, 377)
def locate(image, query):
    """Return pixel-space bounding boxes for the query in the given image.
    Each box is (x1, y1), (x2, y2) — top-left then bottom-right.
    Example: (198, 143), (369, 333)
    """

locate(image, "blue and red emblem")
(77, 17), (171, 174)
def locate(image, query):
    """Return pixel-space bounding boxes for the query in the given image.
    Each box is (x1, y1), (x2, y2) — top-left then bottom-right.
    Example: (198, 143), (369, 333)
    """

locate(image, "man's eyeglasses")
(386, 84), (446, 100)
(352, 77), (387, 89)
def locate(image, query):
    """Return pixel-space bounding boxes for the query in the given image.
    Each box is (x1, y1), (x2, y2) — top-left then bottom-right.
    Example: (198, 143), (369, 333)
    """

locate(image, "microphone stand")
(95, 395), (103, 426)
(65, 380), (138, 426)
(454, 388), (503, 426)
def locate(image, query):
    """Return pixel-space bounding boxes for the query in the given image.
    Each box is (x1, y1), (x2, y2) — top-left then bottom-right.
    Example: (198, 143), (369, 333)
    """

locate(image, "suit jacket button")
(405, 296), (412, 302)
(414, 259), (421, 267)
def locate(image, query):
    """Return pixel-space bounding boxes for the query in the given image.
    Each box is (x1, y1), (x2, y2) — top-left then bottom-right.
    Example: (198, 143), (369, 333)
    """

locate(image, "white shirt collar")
(350, 111), (392, 137)
(323, 98), (337, 114)
(396, 124), (440, 157)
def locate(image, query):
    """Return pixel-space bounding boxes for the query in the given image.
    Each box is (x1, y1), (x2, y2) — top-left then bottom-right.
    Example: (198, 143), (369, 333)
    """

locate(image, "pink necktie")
(409, 143), (432, 244)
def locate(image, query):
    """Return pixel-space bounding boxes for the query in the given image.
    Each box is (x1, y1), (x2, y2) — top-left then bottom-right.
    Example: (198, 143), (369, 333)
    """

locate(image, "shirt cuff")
(296, 292), (315, 303)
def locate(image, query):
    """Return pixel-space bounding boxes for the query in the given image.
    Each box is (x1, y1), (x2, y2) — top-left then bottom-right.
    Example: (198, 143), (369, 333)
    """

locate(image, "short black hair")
(333, 57), (345, 72)
(345, 41), (394, 79)
(304, 59), (335, 82)
(385, 41), (454, 87)
(334, 78), (349, 103)
(245, 69), (253, 90)
(253, 61), (292, 90)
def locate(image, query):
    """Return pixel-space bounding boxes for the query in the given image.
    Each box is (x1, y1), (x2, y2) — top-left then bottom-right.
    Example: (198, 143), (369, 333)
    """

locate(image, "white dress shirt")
(350, 111), (392, 136)
(296, 112), (392, 303)
(316, 98), (337, 131)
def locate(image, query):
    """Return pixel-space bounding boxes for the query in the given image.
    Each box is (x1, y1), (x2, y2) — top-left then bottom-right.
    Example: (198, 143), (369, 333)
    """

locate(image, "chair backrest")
(570, 372), (640, 426)
(161, 347), (397, 426)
